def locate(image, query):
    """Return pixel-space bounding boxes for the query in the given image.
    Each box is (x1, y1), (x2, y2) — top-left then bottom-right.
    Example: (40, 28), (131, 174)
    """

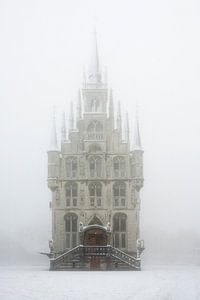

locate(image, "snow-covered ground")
(0, 264), (199, 300)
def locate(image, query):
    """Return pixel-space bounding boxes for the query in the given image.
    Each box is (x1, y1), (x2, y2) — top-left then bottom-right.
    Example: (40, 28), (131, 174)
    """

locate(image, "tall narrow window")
(65, 182), (78, 207)
(89, 156), (102, 177)
(113, 213), (127, 249)
(113, 157), (126, 177)
(89, 182), (102, 207)
(64, 213), (78, 249)
(65, 157), (78, 178)
(113, 182), (126, 207)
(87, 121), (103, 140)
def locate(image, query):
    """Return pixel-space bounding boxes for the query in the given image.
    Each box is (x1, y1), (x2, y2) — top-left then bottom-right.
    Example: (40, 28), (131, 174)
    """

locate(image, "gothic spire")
(61, 112), (66, 144)
(69, 101), (74, 131)
(133, 108), (142, 150)
(109, 89), (114, 119)
(116, 101), (122, 131)
(125, 111), (130, 144)
(49, 107), (58, 151)
(77, 89), (82, 119)
(88, 27), (102, 84)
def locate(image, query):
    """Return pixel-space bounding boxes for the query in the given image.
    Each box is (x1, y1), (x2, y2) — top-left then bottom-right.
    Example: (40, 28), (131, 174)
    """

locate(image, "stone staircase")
(49, 245), (141, 270)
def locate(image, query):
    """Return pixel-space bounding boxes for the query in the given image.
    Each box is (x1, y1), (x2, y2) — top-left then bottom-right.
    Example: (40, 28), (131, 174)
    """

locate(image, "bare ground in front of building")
(0, 264), (199, 300)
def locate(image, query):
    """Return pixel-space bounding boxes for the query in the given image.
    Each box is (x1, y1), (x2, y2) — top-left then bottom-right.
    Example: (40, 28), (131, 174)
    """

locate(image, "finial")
(87, 26), (102, 84)
(133, 103), (142, 150)
(77, 90), (82, 119)
(69, 102), (74, 131)
(61, 112), (66, 144)
(117, 101), (122, 131)
(109, 89), (114, 119)
(125, 111), (130, 144)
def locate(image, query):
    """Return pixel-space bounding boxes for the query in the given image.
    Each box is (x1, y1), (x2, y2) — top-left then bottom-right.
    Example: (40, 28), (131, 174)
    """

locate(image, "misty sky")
(0, 0), (200, 252)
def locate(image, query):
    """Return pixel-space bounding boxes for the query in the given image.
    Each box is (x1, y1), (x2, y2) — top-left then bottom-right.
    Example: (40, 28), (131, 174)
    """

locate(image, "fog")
(0, 0), (200, 264)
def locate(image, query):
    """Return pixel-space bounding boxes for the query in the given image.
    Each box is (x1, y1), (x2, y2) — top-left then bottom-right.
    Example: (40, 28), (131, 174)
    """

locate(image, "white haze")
(0, 0), (200, 263)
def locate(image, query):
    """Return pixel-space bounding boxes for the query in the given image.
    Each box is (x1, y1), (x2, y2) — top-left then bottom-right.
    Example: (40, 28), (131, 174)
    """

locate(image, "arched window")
(87, 121), (103, 140)
(89, 182), (102, 207)
(65, 157), (78, 178)
(65, 182), (78, 207)
(113, 182), (126, 207)
(89, 156), (102, 177)
(113, 213), (127, 249)
(113, 157), (126, 177)
(64, 213), (78, 249)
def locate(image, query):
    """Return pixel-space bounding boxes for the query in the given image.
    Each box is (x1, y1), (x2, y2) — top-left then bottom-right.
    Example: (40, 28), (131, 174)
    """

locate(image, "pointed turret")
(133, 109), (142, 150)
(109, 89), (114, 122)
(132, 107), (143, 191)
(125, 111), (130, 144)
(69, 102), (74, 131)
(87, 28), (102, 84)
(48, 108), (59, 188)
(77, 90), (82, 120)
(116, 101), (122, 132)
(49, 108), (58, 151)
(61, 112), (66, 144)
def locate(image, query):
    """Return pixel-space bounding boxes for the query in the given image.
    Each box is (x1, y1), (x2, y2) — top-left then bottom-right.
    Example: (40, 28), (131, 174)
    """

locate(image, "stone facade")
(47, 32), (144, 257)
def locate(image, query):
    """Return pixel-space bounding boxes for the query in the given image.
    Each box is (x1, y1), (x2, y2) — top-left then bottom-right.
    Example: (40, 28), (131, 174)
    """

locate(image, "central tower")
(47, 30), (144, 270)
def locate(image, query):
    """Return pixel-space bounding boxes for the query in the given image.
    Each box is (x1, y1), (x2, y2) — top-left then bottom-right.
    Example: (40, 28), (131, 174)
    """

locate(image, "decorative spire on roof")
(125, 111), (130, 144)
(116, 101), (122, 131)
(77, 89), (82, 120)
(88, 27), (102, 84)
(109, 89), (114, 119)
(49, 107), (58, 151)
(133, 106), (142, 150)
(69, 102), (74, 131)
(61, 112), (66, 144)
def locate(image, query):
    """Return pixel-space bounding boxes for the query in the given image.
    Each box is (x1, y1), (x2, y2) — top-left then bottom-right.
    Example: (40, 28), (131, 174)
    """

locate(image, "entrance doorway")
(83, 228), (107, 246)
(83, 226), (107, 270)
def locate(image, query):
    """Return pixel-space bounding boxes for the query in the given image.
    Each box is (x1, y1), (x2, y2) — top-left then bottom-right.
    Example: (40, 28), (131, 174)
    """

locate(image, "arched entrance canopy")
(79, 224), (110, 246)
(83, 225), (107, 246)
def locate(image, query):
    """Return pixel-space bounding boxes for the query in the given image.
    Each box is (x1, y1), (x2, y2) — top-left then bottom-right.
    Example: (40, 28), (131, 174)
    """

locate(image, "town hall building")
(46, 31), (144, 270)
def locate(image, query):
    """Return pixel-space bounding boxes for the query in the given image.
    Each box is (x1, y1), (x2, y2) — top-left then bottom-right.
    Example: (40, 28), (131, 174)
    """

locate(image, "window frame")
(65, 182), (78, 207)
(89, 156), (102, 178)
(89, 182), (102, 207)
(65, 157), (78, 178)
(113, 156), (126, 178)
(113, 182), (126, 207)
(64, 213), (78, 249)
(113, 213), (127, 250)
